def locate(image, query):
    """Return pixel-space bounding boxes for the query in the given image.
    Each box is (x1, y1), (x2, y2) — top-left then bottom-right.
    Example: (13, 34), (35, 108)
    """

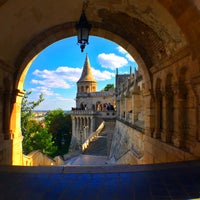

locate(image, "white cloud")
(32, 67), (80, 90)
(31, 65), (115, 97)
(117, 46), (136, 62)
(92, 68), (115, 81)
(31, 78), (70, 89)
(30, 86), (58, 96)
(56, 96), (75, 101)
(97, 53), (128, 70)
(117, 46), (127, 54)
(55, 66), (82, 82)
(126, 54), (135, 62)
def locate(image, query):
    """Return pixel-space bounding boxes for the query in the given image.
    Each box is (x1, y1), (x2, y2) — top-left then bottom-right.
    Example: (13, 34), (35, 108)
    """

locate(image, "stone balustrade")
(82, 121), (105, 151)
(71, 110), (96, 115)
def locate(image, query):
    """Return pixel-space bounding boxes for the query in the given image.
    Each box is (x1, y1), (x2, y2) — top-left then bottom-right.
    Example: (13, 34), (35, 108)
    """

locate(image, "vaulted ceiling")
(0, 0), (199, 73)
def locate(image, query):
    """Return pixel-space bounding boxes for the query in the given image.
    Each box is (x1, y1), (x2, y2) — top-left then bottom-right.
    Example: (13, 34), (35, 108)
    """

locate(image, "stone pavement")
(65, 154), (108, 166)
(0, 160), (200, 200)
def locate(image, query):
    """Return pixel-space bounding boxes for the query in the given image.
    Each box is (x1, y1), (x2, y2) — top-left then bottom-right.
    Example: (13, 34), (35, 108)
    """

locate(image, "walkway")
(0, 160), (200, 199)
(65, 154), (108, 166)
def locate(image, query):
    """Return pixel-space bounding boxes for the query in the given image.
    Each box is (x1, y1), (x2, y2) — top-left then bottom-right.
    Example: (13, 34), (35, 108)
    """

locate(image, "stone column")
(3, 90), (12, 140)
(174, 98), (185, 148)
(173, 84), (187, 148)
(90, 116), (94, 133)
(10, 89), (25, 165)
(153, 91), (162, 139)
(125, 96), (132, 122)
(144, 93), (154, 137)
(198, 103), (200, 141)
(91, 116), (94, 133)
(116, 98), (120, 117)
(72, 116), (76, 138)
(161, 90), (173, 143)
(119, 98), (122, 119)
(0, 88), (3, 141)
(132, 94), (140, 123)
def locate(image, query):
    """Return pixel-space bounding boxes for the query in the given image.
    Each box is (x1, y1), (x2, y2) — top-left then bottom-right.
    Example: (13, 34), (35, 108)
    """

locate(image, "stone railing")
(77, 90), (115, 98)
(97, 111), (116, 119)
(23, 150), (64, 166)
(117, 117), (144, 133)
(71, 110), (96, 115)
(72, 110), (117, 119)
(82, 121), (105, 151)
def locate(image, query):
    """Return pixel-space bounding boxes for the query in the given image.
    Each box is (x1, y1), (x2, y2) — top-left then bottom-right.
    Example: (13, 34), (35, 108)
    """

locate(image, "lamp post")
(76, 2), (91, 52)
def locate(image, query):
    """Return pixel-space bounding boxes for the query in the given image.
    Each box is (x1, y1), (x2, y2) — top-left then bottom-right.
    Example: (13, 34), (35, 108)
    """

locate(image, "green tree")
(21, 91), (44, 135)
(21, 91), (57, 157)
(102, 84), (114, 91)
(22, 120), (57, 156)
(45, 109), (72, 155)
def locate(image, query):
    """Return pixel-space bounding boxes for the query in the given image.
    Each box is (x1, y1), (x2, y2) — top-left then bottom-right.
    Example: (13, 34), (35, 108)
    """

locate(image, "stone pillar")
(72, 116), (76, 138)
(119, 98), (122, 119)
(116, 99), (120, 118)
(3, 89), (12, 140)
(90, 116), (93, 133)
(173, 82), (187, 148)
(132, 94), (140, 123)
(154, 91), (162, 139)
(88, 117), (91, 136)
(161, 90), (173, 143)
(0, 88), (4, 142)
(144, 93), (154, 137)
(10, 89), (25, 165)
(83, 117), (87, 141)
(78, 117), (81, 138)
(125, 96), (132, 122)
(173, 98), (185, 148)
(198, 102), (200, 141)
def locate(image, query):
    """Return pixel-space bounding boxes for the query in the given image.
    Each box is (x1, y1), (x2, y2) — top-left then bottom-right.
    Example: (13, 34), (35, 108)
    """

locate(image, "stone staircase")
(82, 130), (107, 156)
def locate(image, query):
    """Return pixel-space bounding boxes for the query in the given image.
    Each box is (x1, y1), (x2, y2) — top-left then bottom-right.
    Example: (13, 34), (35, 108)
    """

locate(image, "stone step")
(83, 135), (107, 156)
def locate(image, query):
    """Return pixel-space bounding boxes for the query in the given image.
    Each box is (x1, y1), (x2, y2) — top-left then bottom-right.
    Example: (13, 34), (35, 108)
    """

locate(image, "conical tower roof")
(78, 54), (96, 83)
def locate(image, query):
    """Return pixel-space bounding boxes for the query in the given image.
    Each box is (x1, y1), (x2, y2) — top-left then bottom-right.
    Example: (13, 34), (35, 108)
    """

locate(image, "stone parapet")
(77, 90), (115, 98)
(71, 110), (96, 115)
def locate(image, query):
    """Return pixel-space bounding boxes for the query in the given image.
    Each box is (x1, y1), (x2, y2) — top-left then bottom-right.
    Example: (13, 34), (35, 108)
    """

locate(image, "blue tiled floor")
(0, 161), (200, 200)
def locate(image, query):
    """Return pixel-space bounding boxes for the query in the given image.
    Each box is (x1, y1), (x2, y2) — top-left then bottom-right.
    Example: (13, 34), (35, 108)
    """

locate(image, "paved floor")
(65, 155), (108, 166)
(0, 160), (200, 200)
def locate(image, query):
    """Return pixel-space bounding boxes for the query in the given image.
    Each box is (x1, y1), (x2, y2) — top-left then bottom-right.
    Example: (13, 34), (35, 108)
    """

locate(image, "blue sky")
(24, 36), (138, 110)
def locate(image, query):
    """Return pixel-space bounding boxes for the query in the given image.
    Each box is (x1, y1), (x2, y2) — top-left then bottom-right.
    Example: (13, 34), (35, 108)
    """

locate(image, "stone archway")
(12, 23), (153, 165)
(0, 0), (199, 165)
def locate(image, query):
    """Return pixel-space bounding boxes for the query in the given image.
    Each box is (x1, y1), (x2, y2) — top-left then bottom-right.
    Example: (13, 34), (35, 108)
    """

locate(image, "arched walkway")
(0, 0), (199, 166)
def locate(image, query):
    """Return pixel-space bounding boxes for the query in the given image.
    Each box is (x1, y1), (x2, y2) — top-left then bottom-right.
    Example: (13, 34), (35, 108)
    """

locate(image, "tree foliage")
(45, 109), (72, 155)
(21, 91), (57, 156)
(22, 120), (57, 156)
(21, 91), (44, 135)
(102, 84), (114, 91)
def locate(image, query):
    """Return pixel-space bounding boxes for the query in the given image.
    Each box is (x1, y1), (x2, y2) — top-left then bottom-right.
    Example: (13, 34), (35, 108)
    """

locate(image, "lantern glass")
(76, 11), (91, 52)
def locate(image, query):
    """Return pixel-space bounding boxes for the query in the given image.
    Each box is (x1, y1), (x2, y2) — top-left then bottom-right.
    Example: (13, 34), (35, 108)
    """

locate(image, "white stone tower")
(70, 54), (116, 151)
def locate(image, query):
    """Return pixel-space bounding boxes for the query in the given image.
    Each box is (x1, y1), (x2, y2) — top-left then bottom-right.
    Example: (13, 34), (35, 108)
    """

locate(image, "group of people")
(96, 103), (115, 111)
(72, 102), (116, 111)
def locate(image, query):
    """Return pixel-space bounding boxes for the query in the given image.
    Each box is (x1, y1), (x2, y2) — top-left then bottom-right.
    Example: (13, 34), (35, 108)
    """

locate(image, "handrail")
(82, 121), (105, 151)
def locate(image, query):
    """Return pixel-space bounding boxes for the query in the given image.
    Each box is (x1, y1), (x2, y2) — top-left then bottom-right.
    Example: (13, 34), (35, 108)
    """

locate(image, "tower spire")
(78, 54), (96, 83)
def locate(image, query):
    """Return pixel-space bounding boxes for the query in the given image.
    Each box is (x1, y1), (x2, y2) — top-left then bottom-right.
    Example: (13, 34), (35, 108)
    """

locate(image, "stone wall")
(23, 150), (64, 166)
(0, 60), (24, 165)
(109, 120), (197, 165)
(108, 120), (144, 164)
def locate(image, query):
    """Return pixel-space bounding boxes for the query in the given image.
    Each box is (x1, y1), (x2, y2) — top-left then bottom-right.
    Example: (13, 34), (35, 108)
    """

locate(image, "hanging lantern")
(76, 7), (91, 52)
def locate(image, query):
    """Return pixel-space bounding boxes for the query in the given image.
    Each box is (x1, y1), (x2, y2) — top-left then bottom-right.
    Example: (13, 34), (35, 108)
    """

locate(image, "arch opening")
(12, 31), (151, 165)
